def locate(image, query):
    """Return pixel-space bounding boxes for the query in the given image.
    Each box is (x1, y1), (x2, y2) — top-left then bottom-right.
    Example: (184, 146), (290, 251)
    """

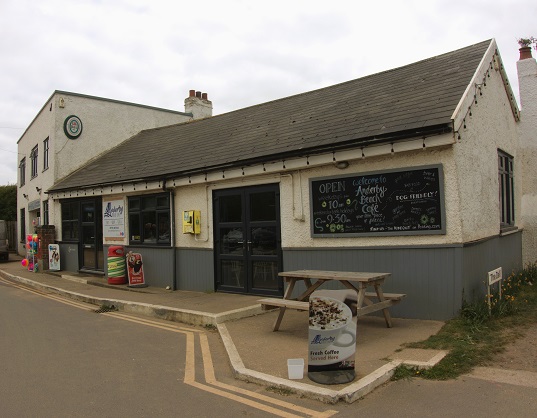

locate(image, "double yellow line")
(1, 277), (338, 417)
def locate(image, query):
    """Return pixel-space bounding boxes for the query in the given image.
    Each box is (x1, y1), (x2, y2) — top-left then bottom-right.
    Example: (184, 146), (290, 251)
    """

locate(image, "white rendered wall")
(452, 53), (520, 243)
(278, 146), (465, 249)
(16, 102), (55, 255)
(17, 91), (191, 255)
(160, 143), (463, 251)
(51, 93), (191, 180)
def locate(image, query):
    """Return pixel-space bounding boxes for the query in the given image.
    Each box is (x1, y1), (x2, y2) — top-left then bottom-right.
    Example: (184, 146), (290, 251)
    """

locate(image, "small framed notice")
(103, 200), (125, 240)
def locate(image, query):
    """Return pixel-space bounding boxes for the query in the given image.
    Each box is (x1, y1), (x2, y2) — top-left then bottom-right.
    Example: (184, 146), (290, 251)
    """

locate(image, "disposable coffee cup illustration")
(308, 296), (355, 348)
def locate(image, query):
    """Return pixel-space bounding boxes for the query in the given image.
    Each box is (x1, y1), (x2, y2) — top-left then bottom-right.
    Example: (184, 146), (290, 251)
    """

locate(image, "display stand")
(22, 234), (39, 272)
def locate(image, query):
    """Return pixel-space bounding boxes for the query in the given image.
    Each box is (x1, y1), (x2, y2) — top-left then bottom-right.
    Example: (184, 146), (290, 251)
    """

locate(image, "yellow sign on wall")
(183, 210), (201, 234)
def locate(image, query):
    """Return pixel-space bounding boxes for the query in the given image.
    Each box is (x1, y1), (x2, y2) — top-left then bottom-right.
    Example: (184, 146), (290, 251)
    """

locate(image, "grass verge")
(393, 262), (537, 380)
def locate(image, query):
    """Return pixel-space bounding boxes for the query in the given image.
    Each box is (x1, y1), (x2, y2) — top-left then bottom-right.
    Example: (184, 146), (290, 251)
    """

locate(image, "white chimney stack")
(517, 41), (537, 264)
(517, 46), (537, 123)
(184, 89), (213, 119)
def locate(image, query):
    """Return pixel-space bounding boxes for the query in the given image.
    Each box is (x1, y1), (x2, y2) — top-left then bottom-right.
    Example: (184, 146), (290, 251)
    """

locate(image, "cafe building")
(45, 39), (537, 320)
(16, 90), (212, 265)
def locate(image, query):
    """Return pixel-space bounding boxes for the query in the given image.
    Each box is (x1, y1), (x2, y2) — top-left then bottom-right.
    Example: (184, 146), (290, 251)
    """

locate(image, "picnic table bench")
(258, 270), (406, 331)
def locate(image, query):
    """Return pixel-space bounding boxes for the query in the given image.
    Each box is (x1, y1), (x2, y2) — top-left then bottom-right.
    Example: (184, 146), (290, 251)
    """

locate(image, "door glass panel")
(219, 195), (242, 222)
(221, 260), (244, 287)
(251, 227), (276, 255)
(250, 191), (276, 221)
(220, 228), (243, 255)
(252, 261), (278, 289)
(82, 226), (95, 245)
(81, 203), (94, 222)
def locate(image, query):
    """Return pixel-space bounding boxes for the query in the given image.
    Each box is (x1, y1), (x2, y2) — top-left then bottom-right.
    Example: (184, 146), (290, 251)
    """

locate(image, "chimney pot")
(189, 89), (196, 97)
(520, 46), (533, 60)
(195, 91), (202, 98)
(202, 92), (208, 100)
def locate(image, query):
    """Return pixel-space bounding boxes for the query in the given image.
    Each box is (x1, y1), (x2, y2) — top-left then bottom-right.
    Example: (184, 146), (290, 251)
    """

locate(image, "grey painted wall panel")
(461, 232), (522, 302)
(283, 246), (458, 319)
(58, 243), (79, 272)
(176, 248), (214, 292)
(90, 233), (523, 321)
(283, 232), (522, 320)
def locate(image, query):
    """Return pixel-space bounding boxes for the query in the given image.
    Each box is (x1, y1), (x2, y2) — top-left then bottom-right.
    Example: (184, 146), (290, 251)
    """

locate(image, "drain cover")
(93, 306), (117, 313)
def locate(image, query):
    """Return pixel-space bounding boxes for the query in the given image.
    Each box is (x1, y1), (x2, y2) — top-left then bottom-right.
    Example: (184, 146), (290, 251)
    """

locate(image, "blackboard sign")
(310, 165), (445, 237)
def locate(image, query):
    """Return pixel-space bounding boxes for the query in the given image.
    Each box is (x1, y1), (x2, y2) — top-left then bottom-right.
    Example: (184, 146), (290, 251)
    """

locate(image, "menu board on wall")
(103, 199), (125, 240)
(310, 165), (445, 237)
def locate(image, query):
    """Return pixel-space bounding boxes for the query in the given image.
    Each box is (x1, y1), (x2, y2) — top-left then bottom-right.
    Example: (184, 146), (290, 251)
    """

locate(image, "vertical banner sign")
(103, 200), (125, 240)
(308, 290), (357, 384)
(126, 251), (146, 287)
(48, 244), (60, 271)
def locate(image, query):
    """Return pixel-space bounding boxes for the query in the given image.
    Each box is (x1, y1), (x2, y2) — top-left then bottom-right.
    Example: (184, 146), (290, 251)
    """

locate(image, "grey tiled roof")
(50, 40), (492, 192)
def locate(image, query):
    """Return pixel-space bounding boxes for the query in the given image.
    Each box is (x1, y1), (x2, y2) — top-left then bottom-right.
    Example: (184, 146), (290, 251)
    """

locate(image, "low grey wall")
(282, 231), (523, 320)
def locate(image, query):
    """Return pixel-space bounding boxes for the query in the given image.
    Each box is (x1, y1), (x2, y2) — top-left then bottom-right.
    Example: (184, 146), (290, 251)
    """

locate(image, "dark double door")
(214, 184), (282, 296)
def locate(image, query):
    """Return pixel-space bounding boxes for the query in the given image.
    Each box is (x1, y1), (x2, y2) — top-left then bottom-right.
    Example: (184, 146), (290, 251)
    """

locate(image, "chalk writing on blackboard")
(310, 165), (445, 237)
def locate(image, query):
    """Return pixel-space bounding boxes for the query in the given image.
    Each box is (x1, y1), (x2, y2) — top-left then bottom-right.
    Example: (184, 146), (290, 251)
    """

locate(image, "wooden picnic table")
(258, 270), (406, 331)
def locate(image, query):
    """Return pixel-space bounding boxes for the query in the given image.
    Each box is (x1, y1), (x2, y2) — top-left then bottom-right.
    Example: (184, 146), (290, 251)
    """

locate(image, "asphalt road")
(0, 278), (334, 418)
(2, 276), (536, 418)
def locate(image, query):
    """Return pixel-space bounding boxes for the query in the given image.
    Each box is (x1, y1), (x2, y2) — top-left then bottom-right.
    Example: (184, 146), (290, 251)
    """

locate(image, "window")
(498, 150), (515, 227)
(128, 193), (171, 245)
(19, 158), (26, 186)
(43, 200), (49, 226)
(43, 138), (49, 171)
(30, 145), (38, 178)
(61, 201), (80, 241)
(20, 208), (25, 242)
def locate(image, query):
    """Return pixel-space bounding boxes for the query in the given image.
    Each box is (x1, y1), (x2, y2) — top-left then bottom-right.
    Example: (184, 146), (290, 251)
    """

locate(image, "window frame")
(19, 158), (26, 186)
(30, 145), (38, 178)
(43, 200), (49, 226)
(498, 150), (515, 228)
(43, 137), (49, 171)
(61, 201), (80, 242)
(128, 192), (171, 246)
(20, 208), (26, 242)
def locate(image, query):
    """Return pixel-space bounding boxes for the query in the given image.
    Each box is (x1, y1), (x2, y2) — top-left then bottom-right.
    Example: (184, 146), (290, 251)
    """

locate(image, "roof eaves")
(47, 123), (452, 193)
(451, 39), (520, 135)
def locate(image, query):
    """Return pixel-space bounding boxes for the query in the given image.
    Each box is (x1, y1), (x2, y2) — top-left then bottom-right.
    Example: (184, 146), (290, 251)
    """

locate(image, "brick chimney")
(184, 89), (213, 119)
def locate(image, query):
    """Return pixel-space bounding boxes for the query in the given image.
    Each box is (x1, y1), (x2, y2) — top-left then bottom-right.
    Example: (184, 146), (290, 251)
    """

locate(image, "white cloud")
(1, 0), (536, 184)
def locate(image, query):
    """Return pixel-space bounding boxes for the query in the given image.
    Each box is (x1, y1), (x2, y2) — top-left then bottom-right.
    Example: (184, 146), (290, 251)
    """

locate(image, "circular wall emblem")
(64, 115), (83, 139)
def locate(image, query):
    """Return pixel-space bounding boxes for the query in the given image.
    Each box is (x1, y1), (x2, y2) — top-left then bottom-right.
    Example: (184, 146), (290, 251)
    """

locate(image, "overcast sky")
(1, 0), (535, 185)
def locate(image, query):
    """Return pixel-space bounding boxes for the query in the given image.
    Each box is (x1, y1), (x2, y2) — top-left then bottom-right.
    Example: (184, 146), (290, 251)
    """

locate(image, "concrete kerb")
(0, 271), (262, 327)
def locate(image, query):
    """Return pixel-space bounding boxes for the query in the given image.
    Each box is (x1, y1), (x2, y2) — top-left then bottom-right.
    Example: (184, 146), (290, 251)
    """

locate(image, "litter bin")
(107, 245), (126, 285)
